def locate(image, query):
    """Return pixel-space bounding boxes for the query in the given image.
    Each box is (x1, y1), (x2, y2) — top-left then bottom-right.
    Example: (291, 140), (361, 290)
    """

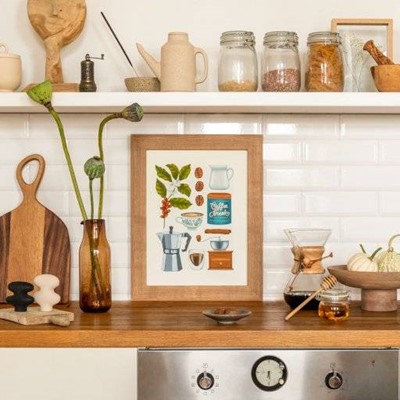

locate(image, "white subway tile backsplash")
(341, 115), (400, 139)
(342, 166), (400, 189)
(263, 143), (301, 163)
(184, 114), (262, 134)
(264, 193), (301, 215)
(264, 115), (340, 137)
(304, 192), (378, 215)
(265, 167), (340, 189)
(4, 111), (400, 301)
(304, 141), (377, 164)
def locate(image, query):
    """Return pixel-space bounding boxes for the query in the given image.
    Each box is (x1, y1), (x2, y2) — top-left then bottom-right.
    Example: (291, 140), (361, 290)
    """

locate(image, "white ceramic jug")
(137, 32), (208, 91)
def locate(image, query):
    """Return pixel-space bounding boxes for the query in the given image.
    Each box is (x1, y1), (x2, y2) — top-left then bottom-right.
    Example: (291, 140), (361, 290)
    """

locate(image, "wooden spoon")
(284, 275), (337, 321)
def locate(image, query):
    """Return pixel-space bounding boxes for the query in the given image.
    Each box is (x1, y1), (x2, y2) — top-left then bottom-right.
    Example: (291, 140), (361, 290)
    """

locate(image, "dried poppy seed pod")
(84, 156), (105, 180)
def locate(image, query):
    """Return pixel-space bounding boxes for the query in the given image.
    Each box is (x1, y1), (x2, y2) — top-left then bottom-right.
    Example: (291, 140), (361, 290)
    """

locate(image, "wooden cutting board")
(0, 307), (74, 326)
(0, 154), (71, 303)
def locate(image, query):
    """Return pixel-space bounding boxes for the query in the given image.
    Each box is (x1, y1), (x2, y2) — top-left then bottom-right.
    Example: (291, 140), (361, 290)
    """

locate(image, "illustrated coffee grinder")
(283, 228), (333, 310)
(157, 226), (191, 272)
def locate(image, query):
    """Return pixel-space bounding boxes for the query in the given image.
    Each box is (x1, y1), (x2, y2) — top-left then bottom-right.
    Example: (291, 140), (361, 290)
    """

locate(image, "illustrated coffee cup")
(176, 212), (203, 230)
(0, 43), (21, 92)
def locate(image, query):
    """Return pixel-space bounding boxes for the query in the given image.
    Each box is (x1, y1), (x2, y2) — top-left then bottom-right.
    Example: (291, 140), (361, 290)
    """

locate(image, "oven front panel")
(138, 348), (398, 400)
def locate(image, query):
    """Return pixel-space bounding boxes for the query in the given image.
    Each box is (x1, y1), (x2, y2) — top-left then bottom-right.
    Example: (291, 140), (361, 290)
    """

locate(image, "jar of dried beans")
(305, 31), (344, 92)
(261, 31), (300, 92)
(218, 31), (258, 92)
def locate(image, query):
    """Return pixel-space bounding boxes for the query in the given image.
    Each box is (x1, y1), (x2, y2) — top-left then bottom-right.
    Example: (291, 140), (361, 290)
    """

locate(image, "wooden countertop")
(0, 301), (400, 348)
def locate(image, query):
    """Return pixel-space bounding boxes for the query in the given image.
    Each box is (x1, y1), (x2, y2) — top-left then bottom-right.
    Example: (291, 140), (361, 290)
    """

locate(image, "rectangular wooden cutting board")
(0, 154), (71, 303)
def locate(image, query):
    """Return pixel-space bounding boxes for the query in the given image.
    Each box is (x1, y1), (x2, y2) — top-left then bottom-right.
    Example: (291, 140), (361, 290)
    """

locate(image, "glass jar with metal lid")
(261, 31), (300, 92)
(305, 31), (344, 92)
(218, 31), (258, 92)
(318, 289), (350, 321)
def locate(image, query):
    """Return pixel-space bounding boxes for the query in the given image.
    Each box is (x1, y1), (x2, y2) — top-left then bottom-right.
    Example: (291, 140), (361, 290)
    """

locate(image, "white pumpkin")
(347, 244), (381, 272)
(378, 234), (400, 272)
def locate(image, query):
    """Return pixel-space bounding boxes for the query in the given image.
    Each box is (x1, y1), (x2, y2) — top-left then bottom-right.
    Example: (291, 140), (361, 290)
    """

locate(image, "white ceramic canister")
(0, 43), (22, 92)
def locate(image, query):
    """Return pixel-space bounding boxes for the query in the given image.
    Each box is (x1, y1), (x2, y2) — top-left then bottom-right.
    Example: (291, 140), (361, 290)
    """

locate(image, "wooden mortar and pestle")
(364, 40), (400, 91)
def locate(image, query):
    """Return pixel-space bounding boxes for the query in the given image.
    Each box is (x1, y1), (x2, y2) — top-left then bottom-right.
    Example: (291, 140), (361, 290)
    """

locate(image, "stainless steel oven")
(138, 348), (399, 400)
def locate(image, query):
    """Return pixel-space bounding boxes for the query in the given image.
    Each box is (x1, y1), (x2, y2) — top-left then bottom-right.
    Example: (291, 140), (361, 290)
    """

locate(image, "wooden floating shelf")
(1, 92), (400, 114)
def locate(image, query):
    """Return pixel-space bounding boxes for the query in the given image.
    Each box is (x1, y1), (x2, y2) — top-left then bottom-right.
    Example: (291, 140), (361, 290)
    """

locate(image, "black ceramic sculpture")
(6, 281), (34, 312)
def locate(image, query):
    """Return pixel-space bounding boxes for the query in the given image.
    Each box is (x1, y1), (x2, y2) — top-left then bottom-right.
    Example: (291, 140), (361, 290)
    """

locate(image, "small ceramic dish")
(202, 308), (251, 325)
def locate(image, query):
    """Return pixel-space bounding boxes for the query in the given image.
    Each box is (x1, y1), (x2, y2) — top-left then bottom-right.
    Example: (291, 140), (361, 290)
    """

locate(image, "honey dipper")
(284, 275), (337, 321)
(363, 40), (394, 65)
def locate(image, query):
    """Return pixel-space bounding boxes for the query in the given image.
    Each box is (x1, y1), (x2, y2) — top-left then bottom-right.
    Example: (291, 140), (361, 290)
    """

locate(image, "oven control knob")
(197, 372), (215, 390)
(325, 372), (343, 390)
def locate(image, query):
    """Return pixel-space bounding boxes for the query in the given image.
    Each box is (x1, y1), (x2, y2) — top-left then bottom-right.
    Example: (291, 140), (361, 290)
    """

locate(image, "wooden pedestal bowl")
(371, 65), (400, 92)
(328, 265), (400, 312)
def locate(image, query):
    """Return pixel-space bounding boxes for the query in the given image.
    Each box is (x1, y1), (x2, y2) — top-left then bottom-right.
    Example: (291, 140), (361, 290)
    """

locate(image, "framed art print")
(130, 134), (263, 301)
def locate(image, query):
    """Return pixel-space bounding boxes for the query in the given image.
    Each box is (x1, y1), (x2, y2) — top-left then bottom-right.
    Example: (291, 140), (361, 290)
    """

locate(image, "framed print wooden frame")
(131, 134), (263, 301)
(331, 18), (393, 92)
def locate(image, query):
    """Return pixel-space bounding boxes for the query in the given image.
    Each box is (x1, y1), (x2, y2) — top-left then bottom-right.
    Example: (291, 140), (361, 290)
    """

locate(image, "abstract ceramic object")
(33, 274), (61, 312)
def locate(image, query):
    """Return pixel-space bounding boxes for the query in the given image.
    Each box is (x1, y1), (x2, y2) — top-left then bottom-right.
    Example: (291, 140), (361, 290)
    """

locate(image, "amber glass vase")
(79, 219), (111, 312)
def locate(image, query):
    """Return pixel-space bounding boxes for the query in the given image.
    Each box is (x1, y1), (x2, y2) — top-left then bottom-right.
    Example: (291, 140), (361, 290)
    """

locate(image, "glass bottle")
(261, 31), (300, 92)
(218, 31), (258, 92)
(318, 289), (350, 321)
(79, 219), (111, 312)
(305, 31), (344, 92)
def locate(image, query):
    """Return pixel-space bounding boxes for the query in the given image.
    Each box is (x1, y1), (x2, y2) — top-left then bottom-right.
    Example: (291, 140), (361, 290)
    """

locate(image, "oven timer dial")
(251, 355), (288, 391)
(197, 371), (215, 390)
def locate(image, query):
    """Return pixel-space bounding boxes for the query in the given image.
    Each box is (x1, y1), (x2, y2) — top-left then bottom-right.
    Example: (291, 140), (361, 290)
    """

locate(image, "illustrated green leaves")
(177, 183), (191, 197)
(156, 165), (172, 182)
(155, 163), (193, 224)
(156, 179), (167, 197)
(170, 197), (192, 209)
(179, 164), (191, 180)
(166, 163), (179, 180)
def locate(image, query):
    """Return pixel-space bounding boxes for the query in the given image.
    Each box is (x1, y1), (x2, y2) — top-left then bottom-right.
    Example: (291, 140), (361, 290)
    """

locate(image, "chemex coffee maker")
(157, 226), (191, 272)
(283, 228), (333, 310)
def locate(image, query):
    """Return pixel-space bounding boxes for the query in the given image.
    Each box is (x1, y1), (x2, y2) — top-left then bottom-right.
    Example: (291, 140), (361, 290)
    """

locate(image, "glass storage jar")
(318, 289), (350, 321)
(261, 31), (300, 92)
(305, 31), (344, 92)
(218, 31), (258, 92)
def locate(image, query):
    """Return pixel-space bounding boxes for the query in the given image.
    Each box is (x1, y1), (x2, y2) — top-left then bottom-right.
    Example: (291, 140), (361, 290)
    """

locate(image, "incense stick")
(100, 11), (138, 76)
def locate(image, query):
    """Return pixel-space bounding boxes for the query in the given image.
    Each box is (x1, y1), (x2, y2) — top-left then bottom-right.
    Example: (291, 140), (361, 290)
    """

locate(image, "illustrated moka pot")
(157, 226), (191, 271)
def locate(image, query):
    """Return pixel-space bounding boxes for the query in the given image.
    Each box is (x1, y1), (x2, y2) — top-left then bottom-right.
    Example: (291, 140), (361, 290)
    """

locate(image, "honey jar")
(318, 289), (350, 321)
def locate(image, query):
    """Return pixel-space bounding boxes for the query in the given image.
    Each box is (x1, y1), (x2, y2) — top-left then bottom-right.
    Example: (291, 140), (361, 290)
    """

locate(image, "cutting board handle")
(16, 154), (45, 198)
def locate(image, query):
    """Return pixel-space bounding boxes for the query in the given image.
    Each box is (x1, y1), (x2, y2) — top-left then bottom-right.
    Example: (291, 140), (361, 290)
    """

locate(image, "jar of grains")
(218, 31), (258, 92)
(261, 31), (301, 92)
(305, 31), (344, 92)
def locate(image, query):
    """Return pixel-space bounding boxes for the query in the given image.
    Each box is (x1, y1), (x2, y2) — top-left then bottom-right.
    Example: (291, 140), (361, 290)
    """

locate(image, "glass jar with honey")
(318, 289), (350, 321)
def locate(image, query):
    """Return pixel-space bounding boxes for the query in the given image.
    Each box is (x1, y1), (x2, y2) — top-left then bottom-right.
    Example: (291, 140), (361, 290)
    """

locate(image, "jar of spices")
(261, 31), (300, 92)
(305, 31), (344, 92)
(218, 31), (258, 92)
(318, 289), (350, 321)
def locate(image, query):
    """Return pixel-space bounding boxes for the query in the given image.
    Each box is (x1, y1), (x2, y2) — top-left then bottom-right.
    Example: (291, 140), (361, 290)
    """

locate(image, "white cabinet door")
(0, 348), (137, 400)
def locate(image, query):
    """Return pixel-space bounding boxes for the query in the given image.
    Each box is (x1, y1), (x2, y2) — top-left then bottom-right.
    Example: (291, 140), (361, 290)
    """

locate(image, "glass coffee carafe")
(283, 228), (333, 310)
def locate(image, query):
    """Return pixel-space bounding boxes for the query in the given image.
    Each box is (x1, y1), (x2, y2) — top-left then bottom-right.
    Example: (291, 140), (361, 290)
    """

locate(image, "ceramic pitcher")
(137, 32), (208, 91)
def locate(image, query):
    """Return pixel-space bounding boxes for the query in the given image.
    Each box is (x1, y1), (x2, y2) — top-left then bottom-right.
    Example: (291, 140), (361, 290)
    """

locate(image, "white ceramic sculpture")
(33, 274), (61, 312)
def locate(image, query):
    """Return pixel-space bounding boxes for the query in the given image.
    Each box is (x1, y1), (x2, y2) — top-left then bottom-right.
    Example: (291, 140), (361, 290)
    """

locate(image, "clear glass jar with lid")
(261, 31), (301, 92)
(218, 31), (258, 92)
(305, 31), (344, 92)
(318, 289), (350, 321)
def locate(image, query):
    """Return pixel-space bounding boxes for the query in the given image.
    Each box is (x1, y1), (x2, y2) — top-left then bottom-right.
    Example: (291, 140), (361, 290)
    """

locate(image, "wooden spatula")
(0, 154), (71, 303)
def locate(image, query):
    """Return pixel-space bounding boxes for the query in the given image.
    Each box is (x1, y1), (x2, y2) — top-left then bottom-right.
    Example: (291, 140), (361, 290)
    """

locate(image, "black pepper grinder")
(79, 53), (104, 92)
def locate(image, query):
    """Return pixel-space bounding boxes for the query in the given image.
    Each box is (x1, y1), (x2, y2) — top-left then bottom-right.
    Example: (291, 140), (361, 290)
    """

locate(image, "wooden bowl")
(371, 65), (400, 92)
(328, 265), (400, 311)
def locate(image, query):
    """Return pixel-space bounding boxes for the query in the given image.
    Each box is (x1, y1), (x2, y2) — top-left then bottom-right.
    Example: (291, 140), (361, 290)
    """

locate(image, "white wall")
(1, 0), (400, 91)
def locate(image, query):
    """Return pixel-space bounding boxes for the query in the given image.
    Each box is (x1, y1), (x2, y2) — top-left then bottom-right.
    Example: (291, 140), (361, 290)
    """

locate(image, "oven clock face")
(251, 356), (288, 391)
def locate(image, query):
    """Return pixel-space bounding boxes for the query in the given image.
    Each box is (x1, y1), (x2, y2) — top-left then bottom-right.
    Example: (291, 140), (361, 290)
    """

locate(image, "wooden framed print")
(131, 134), (263, 301)
(331, 18), (393, 92)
